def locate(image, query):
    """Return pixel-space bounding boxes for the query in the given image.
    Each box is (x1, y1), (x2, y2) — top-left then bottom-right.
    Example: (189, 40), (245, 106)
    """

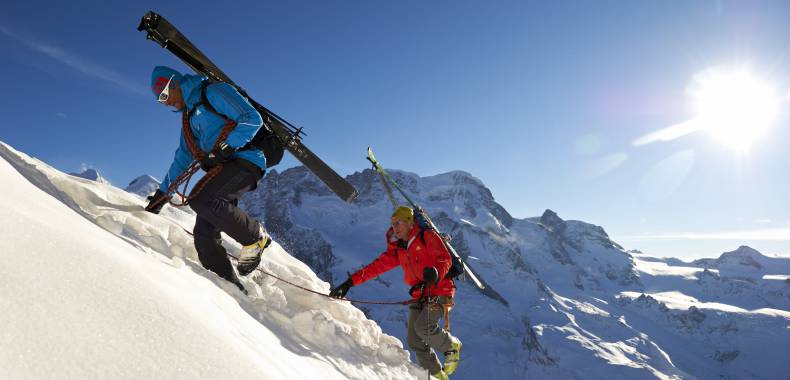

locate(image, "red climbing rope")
(232, 255), (417, 306)
(147, 112), (237, 210)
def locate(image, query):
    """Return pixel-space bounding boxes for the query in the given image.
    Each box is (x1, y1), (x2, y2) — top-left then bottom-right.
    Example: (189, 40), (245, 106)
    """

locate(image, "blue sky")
(1, 1), (788, 259)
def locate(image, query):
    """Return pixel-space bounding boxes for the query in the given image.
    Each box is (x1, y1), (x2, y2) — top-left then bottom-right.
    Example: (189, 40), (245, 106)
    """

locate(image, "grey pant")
(407, 297), (455, 374)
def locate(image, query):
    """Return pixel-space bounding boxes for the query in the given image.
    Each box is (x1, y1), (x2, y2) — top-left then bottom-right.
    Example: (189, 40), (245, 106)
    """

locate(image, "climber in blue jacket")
(144, 66), (270, 293)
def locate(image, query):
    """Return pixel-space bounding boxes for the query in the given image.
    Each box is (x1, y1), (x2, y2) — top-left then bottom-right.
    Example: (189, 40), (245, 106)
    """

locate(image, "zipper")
(405, 235), (431, 296)
(404, 236), (421, 286)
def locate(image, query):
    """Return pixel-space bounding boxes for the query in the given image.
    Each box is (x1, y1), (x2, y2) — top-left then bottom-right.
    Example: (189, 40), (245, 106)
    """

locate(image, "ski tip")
(366, 147), (380, 167)
(137, 11), (160, 32)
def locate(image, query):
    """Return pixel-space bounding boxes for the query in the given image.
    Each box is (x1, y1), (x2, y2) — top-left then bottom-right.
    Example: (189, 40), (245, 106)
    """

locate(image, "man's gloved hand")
(329, 277), (354, 299)
(199, 141), (235, 171)
(145, 189), (169, 214)
(423, 266), (439, 288)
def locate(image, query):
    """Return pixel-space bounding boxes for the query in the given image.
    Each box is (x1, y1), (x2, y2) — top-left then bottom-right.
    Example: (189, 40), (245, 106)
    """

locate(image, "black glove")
(199, 141), (235, 171)
(329, 277), (354, 299)
(423, 266), (439, 288)
(145, 189), (169, 214)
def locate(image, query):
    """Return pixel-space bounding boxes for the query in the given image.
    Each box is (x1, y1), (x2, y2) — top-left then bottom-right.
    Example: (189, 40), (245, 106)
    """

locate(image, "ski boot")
(431, 369), (449, 380)
(237, 226), (271, 276)
(443, 336), (462, 375)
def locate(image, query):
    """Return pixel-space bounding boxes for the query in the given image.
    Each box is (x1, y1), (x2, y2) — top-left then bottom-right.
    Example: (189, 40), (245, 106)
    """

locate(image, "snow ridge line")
(170, 220), (416, 305)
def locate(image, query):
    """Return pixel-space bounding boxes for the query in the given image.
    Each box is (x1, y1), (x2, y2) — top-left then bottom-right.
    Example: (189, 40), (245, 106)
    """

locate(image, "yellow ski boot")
(237, 226), (271, 276)
(431, 369), (449, 380)
(442, 336), (462, 375)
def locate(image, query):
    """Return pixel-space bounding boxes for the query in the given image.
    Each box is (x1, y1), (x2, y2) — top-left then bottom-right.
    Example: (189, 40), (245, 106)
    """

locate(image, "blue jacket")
(159, 74), (265, 193)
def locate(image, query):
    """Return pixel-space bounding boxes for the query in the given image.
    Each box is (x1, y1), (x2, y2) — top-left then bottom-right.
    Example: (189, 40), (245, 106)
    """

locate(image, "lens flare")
(689, 67), (779, 151)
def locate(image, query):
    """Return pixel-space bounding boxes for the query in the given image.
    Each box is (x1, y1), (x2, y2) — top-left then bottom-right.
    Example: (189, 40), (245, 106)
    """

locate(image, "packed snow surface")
(0, 141), (422, 379)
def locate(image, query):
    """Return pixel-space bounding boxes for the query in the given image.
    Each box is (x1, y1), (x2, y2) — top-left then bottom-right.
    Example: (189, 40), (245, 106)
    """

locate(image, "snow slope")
(240, 165), (790, 380)
(0, 141), (423, 380)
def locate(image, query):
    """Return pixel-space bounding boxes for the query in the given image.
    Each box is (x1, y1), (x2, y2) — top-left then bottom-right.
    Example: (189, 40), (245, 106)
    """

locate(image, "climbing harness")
(424, 295), (455, 331)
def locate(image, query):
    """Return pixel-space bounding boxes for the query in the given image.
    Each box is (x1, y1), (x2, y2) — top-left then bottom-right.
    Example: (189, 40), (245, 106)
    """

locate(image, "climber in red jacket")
(330, 206), (462, 379)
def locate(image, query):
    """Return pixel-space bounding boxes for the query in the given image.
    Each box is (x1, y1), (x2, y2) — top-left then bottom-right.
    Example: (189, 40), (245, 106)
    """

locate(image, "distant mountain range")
(113, 162), (789, 379)
(231, 165), (789, 380)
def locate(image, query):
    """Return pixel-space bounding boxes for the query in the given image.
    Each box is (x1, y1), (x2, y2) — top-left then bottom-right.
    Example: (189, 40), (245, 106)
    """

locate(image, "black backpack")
(414, 210), (465, 280)
(189, 81), (284, 168)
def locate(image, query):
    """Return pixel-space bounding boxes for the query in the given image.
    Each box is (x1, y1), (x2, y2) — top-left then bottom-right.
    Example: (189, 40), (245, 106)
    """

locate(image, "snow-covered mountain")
(69, 168), (109, 184)
(4, 136), (787, 379)
(240, 165), (790, 380)
(125, 174), (160, 197)
(0, 141), (423, 380)
(691, 245), (790, 279)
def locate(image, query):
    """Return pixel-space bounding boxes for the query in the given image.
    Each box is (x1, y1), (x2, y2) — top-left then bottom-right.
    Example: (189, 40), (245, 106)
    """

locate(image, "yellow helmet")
(391, 206), (414, 223)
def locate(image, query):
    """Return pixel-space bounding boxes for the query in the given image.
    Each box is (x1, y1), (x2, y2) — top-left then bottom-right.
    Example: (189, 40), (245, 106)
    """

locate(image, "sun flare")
(689, 67), (779, 151)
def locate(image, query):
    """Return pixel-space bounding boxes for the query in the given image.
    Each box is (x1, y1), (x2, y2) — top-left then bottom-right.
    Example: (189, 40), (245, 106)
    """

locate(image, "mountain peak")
(692, 245), (767, 272)
(718, 245), (764, 269)
(125, 175), (160, 197)
(539, 209), (564, 229)
(69, 168), (109, 184)
(429, 170), (483, 184)
(727, 245), (761, 257)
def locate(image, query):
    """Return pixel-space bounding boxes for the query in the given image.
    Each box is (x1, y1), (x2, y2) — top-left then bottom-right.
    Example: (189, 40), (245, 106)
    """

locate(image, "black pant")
(189, 159), (263, 287)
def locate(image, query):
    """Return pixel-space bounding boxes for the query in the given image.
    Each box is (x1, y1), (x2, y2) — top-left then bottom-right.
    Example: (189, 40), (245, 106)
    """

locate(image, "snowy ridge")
(241, 165), (790, 380)
(0, 141), (422, 380)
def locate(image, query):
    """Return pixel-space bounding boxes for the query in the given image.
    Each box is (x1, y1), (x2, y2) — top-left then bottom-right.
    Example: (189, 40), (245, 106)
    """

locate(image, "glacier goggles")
(157, 75), (175, 103)
(391, 218), (411, 228)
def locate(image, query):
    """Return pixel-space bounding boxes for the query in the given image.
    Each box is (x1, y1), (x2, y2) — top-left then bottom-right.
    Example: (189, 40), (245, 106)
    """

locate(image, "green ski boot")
(443, 336), (462, 375)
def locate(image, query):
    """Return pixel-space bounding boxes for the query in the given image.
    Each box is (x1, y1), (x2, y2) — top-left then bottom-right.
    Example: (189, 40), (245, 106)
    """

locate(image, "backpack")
(189, 81), (284, 168)
(413, 210), (465, 280)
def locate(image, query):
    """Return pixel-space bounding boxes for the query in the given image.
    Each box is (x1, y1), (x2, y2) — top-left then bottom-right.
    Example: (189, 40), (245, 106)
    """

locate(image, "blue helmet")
(150, 66), (183, 99)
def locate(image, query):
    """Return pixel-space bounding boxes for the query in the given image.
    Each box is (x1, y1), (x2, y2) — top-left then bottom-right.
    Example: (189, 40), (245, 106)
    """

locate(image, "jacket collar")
(179, 74), (208, 112)
(388, 224), (420, 248)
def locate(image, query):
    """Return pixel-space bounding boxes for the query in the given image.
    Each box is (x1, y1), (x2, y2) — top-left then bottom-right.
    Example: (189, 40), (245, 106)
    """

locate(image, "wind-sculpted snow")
(240, 165), (790, 380)
(0, 141), (422, 380)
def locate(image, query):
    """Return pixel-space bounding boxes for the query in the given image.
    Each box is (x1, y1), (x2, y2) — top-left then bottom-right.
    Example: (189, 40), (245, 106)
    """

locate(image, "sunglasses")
(391, 219), (410, 228)
(157, 75), (175, 103)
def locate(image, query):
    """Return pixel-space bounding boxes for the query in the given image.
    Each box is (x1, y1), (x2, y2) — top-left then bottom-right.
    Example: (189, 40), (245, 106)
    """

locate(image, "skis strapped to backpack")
(137, 11), (358, 203)
(366, 147), (485, 289)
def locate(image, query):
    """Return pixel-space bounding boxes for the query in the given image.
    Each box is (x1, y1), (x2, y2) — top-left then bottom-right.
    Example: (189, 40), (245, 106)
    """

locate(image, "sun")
(688, 67), (780, 151)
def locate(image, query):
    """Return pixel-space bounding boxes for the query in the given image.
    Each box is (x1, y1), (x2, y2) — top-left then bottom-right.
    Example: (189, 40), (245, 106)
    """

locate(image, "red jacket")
(351, 224), (455, 299)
